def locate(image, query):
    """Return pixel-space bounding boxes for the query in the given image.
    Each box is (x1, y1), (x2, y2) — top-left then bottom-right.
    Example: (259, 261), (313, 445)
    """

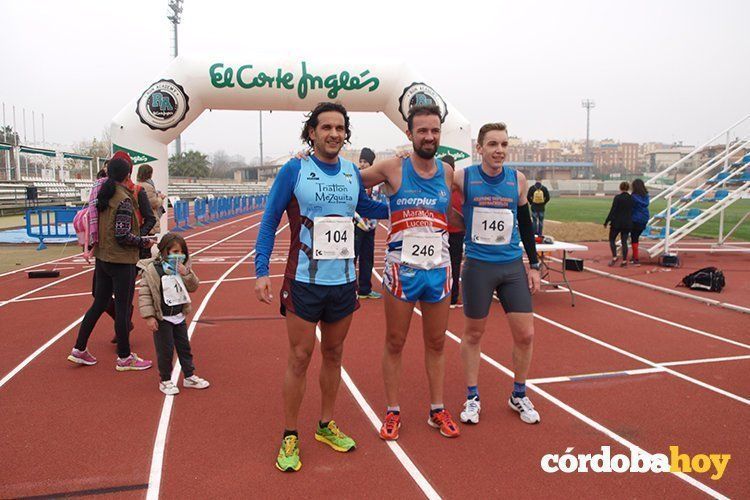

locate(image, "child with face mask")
(137, 232), (210, 395)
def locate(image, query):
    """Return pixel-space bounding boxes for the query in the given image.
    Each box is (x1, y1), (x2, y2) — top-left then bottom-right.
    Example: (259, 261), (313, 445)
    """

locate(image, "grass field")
(545, 197), (750, 242)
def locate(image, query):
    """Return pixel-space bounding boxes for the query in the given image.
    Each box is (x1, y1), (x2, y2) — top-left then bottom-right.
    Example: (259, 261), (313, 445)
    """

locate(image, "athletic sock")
(430, 404), (444, 416)
(467, 385), (479, 400)
(512, 382), (526, 399)
(319, 420), (330, 429)
(386, 406), (401, 415)
(632, 242), (639, 260)
(283, 429), (298, 438)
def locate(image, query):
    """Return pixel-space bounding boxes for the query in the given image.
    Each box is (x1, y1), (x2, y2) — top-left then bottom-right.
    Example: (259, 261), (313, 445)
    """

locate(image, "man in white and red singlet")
(361, 104), (460, 440)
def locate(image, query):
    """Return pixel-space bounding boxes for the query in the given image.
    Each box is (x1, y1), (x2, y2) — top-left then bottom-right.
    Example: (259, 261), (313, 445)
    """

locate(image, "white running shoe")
(183, 374), (210, 389)
(460, 397), (481, 424)
(508, 395), (541, 424)
(159, 380), (179, 395)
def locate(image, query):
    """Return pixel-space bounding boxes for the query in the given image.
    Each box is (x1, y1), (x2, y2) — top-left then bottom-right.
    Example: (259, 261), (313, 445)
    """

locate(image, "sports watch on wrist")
(529, 262), (542, 271)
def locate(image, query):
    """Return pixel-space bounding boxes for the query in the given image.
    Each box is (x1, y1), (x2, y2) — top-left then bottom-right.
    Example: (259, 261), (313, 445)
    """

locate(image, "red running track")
(0, 217), (747, 498)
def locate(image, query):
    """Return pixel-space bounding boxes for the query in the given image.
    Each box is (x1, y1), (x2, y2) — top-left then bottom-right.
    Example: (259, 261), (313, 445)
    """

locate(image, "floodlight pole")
(582, 99), (595, 179)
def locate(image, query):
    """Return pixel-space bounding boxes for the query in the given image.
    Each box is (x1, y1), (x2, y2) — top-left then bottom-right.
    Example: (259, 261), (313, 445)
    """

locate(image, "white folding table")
(533, 241), (589, 306)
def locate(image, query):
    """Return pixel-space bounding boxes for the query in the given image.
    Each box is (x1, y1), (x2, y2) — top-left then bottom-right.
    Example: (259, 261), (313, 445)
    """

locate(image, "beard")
(414, 143), (437, 159)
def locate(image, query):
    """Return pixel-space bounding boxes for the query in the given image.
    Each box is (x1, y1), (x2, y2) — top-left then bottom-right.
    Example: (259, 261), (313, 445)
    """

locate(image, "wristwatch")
(530, 262), (542, 271)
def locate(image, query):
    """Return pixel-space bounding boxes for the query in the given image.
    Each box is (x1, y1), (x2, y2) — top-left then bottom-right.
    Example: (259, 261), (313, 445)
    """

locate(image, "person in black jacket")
(526, 175), (550, 236)
(604, 181), (633, 267)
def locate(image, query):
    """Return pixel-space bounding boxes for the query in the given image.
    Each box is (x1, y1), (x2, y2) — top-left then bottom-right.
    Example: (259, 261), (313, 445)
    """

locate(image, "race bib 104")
(313, 217), (354, 260)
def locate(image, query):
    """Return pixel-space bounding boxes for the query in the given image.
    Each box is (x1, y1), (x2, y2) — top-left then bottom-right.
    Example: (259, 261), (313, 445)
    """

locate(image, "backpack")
(73, 208), (92, 260)
(679, 267), (725, 292)
(532, 188), (545, 205)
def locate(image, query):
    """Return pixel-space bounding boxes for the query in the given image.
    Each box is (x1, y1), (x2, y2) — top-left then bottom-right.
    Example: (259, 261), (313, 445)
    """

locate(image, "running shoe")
(459, 397), (481, 424)
(379, 412), (401, 440)
(630, 259), (641, 267)
(159, 380), (179, 395)
(115, 353), (152, 371)
(358, 291), (382, 299)
(67, 348), (97, 366)
(276, 435), (301, 472)
(314, 421), (356, 452)
(508, 395), (541, 424)
(607, 258), (618, 267)
(183, 374), (210, 389)
(427, 409), (460, 437)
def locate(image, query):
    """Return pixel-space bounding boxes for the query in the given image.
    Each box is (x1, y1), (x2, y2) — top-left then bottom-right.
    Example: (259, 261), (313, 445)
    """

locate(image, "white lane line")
(0, 252), (84, 278)
(146, 223), (288, 500)
(540, 278), (750, 351)
(13, 291), (92, 303)
(201, 274), (284, 285)
(660, 354), (750, 367)
(372, 267), (729, 499)
(314, 326), (440, 500)
(0, 268), (94, 308)
(0, 212), (262, 309)
(533, 313), (750, 405)
(0, 315), (85, 390)
(527, 367), (666, 385)
(527, 353), (750, 385)
(550, 256), (750, 315)
(0, 219), (265, 393)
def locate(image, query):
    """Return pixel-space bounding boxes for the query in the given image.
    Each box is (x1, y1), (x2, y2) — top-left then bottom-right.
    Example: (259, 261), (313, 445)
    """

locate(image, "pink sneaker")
(67, 348), (97, 366)
(115, 352), (152, 371)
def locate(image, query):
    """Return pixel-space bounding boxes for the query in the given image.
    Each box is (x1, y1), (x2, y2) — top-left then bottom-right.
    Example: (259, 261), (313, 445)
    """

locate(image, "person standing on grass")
(630, 179), (650, 266)
(526, 174), (550, 236)
(138, 232), (209, 395)
(253, 102), (388, 472)
(604, 181), (633, 267)
(353, 147), (382, 300)
(68, 156), (154, 371)
(452, 123), (542, 426)
(443, 154), (464, 308)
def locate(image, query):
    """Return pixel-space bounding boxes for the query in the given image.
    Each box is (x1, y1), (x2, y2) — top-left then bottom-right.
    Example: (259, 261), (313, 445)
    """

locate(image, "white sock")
(430, 403), (444, 411)
(387, 405), (400, 413)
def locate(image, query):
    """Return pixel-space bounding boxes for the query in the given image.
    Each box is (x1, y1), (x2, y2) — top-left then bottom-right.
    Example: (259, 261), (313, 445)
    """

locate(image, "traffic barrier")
(26, 206), (79, 251)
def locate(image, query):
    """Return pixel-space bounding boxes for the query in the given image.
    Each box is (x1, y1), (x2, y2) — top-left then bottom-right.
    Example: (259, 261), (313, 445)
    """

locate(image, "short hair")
(300, 102), (351, 149)
(620, 181), (631, 191)
(407, 105), (442, 132)
(137, 164), (153, 182)
(158, 232), (190, 261)
(441, 154), (455, 168)
(477, 123), (508, 145)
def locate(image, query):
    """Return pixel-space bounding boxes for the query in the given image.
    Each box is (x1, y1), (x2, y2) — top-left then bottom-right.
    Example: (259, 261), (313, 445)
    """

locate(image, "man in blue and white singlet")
(254, 103), (389, 472)
(452, 123), (542, 426)
(361, 104), (460, 440)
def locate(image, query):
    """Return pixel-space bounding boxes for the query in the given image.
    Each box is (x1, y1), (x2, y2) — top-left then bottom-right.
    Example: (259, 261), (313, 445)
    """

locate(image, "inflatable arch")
(111, 56), (472, 232)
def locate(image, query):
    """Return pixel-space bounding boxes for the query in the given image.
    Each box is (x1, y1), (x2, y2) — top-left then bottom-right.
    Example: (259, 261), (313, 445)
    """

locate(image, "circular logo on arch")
(136, 79), (190, 131)
(398, 82), (448, 123)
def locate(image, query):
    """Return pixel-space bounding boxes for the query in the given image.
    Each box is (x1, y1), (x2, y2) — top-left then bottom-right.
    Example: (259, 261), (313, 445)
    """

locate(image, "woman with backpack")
(68, 155), (155, 370)
(604, 181), (633, 267)
(630, 179), (650, 266)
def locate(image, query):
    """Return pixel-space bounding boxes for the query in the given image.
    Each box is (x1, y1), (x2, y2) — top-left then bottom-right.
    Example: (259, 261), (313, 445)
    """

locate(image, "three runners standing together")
(254, 102), (542, 472)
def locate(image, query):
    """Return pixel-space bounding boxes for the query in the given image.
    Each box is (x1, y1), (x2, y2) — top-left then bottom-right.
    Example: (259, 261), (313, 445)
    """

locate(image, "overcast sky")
(2, 0), (749, 161)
